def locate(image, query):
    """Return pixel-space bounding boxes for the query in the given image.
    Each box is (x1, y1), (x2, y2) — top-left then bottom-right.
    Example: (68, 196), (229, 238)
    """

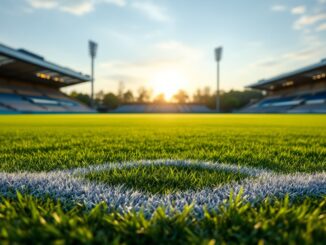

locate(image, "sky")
(1, 0), (326, 99)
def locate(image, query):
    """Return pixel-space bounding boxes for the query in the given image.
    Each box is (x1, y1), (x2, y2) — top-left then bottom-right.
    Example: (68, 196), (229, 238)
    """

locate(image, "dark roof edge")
(247, 58), (326, 89)
(0, 43), (90, 82)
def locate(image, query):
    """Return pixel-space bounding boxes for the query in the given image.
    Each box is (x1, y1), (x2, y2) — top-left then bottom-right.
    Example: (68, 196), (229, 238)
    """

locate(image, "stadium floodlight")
(89, 40), (98, 108)
(214, 46), (223, 113)
(215, 47), (222, 62)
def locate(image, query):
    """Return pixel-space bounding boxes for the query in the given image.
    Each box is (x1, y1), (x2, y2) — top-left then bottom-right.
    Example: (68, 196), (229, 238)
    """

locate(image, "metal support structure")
(91, 55), (94, 107)
(89, 40), (98, 108)
(214, 46), (223, 113)
(216, 61), (220, 113)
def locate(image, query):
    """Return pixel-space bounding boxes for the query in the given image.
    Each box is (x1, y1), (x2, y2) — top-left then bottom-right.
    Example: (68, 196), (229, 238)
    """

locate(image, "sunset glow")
(150, 70), (188, 101)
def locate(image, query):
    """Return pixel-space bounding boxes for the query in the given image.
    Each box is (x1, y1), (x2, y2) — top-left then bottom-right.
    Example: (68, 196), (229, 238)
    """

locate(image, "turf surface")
(0, 114), (325, 173)
(1, 193), (325, 244)
(83, 164), (249, 194)
(0, 114), (325, 244)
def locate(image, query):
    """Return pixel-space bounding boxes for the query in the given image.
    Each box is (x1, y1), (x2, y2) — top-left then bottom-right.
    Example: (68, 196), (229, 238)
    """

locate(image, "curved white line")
(0, 160), (325, 217)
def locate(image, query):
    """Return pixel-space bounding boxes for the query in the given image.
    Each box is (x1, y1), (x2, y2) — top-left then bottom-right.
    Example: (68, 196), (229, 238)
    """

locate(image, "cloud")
(101, 60), (162, 79)
(271, 4), (287, 12)
(250, 45), (325, 74)
(316, 23), (326, 31)
(290, 1), (326, 34)
(26, 0), (171, 22)
(26, 0), (126, 15)
(102, 0), (126, 7)
(98, 58), (177, 89)
(301, 34), (323, 46)
(282, 48), (319, 61)
(293, 13), (326, 29)
(100, 41), (202, 79)
(131, 1), (170, 22)
(97, 41), (204, 93)
(244, 42), (326, 85)
(27, 0), (58, 9)
(60, 1), (94, 15)
(291, 5), (306, 15)
(154, 41), (202, 61)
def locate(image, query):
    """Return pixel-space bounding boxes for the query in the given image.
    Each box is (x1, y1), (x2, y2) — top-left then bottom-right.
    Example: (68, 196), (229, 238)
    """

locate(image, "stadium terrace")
(242, 59), (326, 113)
(0, 43), (93, 113)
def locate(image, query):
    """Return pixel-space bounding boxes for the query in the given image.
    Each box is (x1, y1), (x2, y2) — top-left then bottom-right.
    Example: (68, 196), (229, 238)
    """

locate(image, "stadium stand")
(0, 43), (93, 113)
(241, 59), (326, 113)
(112, 103), (212, 113)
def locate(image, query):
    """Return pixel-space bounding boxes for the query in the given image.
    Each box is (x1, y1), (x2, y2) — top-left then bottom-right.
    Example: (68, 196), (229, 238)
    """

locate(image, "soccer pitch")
(0, 114), (325, 244)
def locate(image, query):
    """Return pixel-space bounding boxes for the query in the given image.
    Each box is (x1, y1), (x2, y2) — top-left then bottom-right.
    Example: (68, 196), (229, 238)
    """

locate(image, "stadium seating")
(0, 43), (94, 113)
(0, 103), (14, 113)
(0, 94), (45, 112)
(112, 104), (213, 113)
(241, 90), (326, 113)
(0, 81), (92, 113)
(288, 104), (326, 113)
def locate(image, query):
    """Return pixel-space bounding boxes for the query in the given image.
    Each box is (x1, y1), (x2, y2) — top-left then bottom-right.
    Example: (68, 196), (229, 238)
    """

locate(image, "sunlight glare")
(150, 70), (188, 101)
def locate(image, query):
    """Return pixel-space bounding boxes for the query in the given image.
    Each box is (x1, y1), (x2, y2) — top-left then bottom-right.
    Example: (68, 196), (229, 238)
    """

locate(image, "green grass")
(83, 164), (249, 194)
(0, 193), (325, 244)
(0, 114), (325, 173)
(0, 114), (326, 244)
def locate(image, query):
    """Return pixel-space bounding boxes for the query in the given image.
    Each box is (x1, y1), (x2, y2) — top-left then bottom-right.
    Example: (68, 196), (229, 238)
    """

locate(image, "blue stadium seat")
(112, 104), (212, 113)
(241, 90), (326, 113)
(0, 93), (46, 112)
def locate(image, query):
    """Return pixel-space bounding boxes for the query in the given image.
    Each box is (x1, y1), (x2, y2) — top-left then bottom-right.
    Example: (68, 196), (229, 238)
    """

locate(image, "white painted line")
(0, 160), (325, 217)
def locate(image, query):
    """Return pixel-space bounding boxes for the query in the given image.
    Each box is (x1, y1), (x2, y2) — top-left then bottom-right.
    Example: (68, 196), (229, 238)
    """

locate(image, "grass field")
(0, 114), (325, 244)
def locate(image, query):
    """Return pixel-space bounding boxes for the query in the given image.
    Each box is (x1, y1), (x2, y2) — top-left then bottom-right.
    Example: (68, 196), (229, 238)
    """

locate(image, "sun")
(149, 70), (188, 101)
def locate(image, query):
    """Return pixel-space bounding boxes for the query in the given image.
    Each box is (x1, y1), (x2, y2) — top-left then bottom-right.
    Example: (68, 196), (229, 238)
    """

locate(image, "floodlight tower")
(89, 40), (98, 108)
(214, 47), (223, 113)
